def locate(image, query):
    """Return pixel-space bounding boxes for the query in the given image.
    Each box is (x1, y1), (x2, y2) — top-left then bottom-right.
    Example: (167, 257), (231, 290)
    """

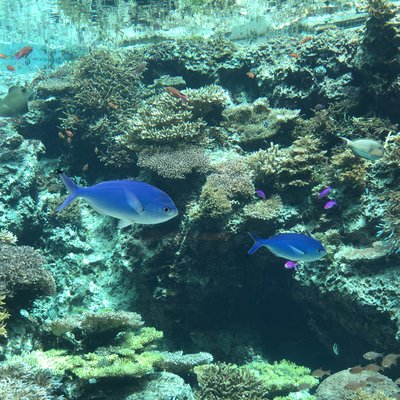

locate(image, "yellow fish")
(340, 137), (384, 160)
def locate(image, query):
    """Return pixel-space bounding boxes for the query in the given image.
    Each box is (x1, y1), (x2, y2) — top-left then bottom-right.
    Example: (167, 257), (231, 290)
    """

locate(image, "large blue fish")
(57, 171), (178, 228)
(247, 232), (326, 262)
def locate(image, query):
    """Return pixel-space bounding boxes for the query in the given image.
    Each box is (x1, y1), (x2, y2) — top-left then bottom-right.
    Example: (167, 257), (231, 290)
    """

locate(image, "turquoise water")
(0, 0), (400, 399)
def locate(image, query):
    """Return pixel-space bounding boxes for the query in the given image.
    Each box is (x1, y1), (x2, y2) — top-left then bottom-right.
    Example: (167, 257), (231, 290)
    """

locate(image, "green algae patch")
(194, 360), (318, 399)
(244, 360), (318, 396)
(13, 327), (164, 380)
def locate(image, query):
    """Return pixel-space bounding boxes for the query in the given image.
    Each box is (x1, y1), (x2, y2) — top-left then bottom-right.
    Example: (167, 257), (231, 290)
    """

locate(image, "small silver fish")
(333, 343), (340, 356)
(340, 137), (384, 160)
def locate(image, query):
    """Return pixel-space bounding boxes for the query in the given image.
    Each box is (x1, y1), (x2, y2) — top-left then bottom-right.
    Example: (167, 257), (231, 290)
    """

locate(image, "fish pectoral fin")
(125, 190), (145, 214)
(118, 219), (133, 229)
(287, 245), (306, 255)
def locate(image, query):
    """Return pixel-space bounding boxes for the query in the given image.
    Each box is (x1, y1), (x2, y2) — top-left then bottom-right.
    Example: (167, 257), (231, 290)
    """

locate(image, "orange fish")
(0, 53), (8, 59)
(164, 86), (188, 103)
(364, 363), (382, 372)
(289, 53), (300, 58)
(6, 65), (15, 71)
(246, 71), (255, 79)
(15, 46), (33, 60)
(299, 36), (312, 44)
(108, 101), (118, 110)
(349, 365), (364, 374)
(65, 130), (74, 138)
(344, 381), (367, 391)
(311, 368), (331, 378)
(381, 353), (400, 368)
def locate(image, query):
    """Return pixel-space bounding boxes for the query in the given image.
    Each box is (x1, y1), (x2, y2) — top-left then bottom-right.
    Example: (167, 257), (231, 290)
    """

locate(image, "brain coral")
(137, 146), (210, 179)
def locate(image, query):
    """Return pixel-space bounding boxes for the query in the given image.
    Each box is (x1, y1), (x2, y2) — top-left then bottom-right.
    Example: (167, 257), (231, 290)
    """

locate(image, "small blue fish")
(247, 232), (326, 262)
(57, 171), (178, 228)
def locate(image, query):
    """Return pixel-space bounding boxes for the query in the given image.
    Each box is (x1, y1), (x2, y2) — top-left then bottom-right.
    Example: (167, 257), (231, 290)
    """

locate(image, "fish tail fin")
(58, 170), (79, 193)
(247, 232), (265, 255)
(339, 137), (349, 144)
(56, 170), (81, 212)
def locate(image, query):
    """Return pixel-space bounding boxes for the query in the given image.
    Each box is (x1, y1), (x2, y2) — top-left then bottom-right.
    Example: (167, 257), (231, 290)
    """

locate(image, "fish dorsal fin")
(287, 245), (306, 255)
(118, 219), (133, 229)
(125, 189), (145, 214)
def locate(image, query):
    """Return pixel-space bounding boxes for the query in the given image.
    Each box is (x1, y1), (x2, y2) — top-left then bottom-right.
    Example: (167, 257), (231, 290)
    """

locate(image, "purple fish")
(324, 200), (337, 209)
(284, 260), (299, 270)
(318, 186), (332, 199)
(255, 189), (266, 200)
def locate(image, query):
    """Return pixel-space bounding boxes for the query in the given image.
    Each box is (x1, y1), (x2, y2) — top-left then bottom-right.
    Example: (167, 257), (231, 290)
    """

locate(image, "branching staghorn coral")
(276, 135), (328, 188)
(137, 146), (210, 179)
(0, 362), (63, 400)
(246, 142), (284, 178)
(0, 230), (17, 245)
(14, 318), (165, 380)
(61, 49), (145, 120)
(243, 195), (283, 221)
(222, 98), (300, 144)
(330, 147), (367, 191)
(196, 157), (254, 219)
(194, 360), (318, 400)
(0, 244), (55, 304)
(377, 190), (400, 254)
(208, 158), (255, 200)
(0, 294), (9, 338)
(124, 85), (227, 150)
(383, 131), (400, 169)
(194, 363), (268, 399)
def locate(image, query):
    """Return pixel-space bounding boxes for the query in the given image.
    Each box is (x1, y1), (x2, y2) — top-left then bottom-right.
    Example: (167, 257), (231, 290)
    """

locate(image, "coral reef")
(377, 190), (400, 254)
(48, 310), (143, 337)
(0, 294), (9, 338)
(126, 371), (195, 400)
(156, 351), (213, 375)
(0, 362), (63, 400)
(0, 230), (17, 245)
(0, 244), (55, 305)
(4, 4), (400, 398)
(137, 146), (210, 179)
(274, 134), (328, 189)
(316, 369), (399, 400)
(243, 195), (283, 221)
(194, 360), (317, 399)
(194, 363), (268, 399)
(221, 98), (300, 144)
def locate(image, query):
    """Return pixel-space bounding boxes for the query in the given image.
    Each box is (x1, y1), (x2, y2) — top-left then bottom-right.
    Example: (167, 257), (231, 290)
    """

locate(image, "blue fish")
(247, 232), (326, 262)
(57, 171), (178, 228)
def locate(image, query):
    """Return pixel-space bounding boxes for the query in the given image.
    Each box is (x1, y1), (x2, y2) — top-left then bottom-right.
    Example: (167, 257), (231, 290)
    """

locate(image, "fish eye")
(163, 207), (170, 213)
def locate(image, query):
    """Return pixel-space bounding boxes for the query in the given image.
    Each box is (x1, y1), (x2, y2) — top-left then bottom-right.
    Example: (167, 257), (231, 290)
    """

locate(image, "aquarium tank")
(0, 0), (400, 399)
